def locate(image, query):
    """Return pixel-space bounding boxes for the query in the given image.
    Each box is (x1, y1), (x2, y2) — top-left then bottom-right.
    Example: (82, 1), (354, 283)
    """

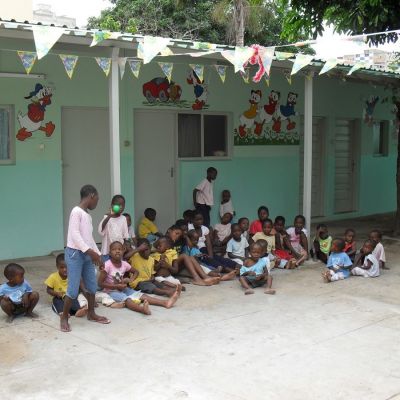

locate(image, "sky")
(33, 0), (113, 27)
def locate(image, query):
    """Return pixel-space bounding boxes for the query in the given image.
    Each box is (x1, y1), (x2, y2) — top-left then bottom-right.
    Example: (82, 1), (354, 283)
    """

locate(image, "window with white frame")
(372, 120), (389, 157)
(0, 105), (14, 164)
(178, 113), (229, 158)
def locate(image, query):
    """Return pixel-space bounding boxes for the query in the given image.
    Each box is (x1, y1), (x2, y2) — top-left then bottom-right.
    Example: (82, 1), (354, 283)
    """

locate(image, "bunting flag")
(260, 47), (275, 77)
(215, 65), (227, 83)
(32, 25), (65, 59)
(90, 31), (112, 47)
(275, 51), (294, 61)
(233, 46), (254, 72)
(118, 57), (127, 79)
(192, 41), (217, 51)
(264, 75), (270, 87)
(17, 51), (37, 74)
(319, 58), (338, 75)
(158, 62), (173, 81)
(240, 68), (250, 83)
(221, 50), (235, 65)
(128, 59), (141, 78)
(291, 54), (314, 75)
(189, 64), (204, 82)
(283, 69), (292, 85)
(95, 57), (111, 77)
(59, 54), (79, 79)
(137, 36), (170, 64)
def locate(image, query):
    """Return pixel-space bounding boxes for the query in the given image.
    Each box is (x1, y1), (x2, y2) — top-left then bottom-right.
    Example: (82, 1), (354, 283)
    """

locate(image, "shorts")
(136, 280), (164, 294)
(51, 293), (87, 315)
(12, 302), (26, 315)
(244, 275), (266, 288)
(155, 275), (181, 286)
(107, 288), (143, 303)
(275, 249), (292, 261)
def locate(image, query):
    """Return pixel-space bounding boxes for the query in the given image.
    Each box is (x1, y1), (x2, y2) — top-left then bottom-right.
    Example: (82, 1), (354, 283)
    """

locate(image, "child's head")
(274, 216), (286, 233)
(262, 219), (274, 235)
(192, 211), (204, 228)
(80, 184), (99, 210)
(344, 228), (355, 243)
(144, 208), (157, 221)
(109, 241), (124, 262)
(111, 194), (125, 215)
(206, 167), (218, 181)
(183, 209), (194, 224)
(369, 229), (382, 244)
(56, 253), (67, 279)
(316, 223), (329, 240)
(221, 212), (233, 225)
(4, 263), (25, 286)
(330, 238), (346, 253)
(238, 217), (249, 232)
(256, 239), (268, 255)
(221, 190), (231, 202)
(123, 213), (132, 227)
(167, 225), (183, 243)
(175, 219), (188, 236)
(231, 223), (242, 241)
(154, 236), (173, 253)
(187, 229), (199, 246)
(294, 215), (306, 232)
(249, 242), (264, 261)
(257, 206), (269, 222)
(137, 238), (151, 259)
(362, 239), (376, 255)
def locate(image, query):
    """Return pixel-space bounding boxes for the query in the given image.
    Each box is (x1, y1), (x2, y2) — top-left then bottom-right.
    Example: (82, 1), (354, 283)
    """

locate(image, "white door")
(334, 119), (357, 213)
(61, 107), (111, 244)
(299, 117), (325, 217)
(134, 110), (176, 234)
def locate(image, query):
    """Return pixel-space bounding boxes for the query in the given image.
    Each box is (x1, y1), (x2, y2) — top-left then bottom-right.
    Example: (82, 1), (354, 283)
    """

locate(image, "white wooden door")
(134, 110), (176, 234)
(299, 117), (325, 217)
(61, 107), (111, 244)
(334, 119), (356, 213)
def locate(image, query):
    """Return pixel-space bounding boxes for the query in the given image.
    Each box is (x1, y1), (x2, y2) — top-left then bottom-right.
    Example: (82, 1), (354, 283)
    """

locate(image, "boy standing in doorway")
(193, 167), (217, 228)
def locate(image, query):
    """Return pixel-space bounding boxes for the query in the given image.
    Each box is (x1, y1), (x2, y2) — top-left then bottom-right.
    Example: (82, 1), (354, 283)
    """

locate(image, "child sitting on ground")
(45, 253), (88, 317)
(138, 208), (162, 243)
(274, 216), (295, 269)
(239, 242), (275, 295)
(238, 217), (250, 241)
(220, 190), (235, 218)
(213, 212), (233, 256)
(286, 215), (309, 267)
(351, 239), (380, 278)
(343, 228), (357, 261)
(369, 230), (388, 270)
(322, 238), (353, 283)
(123, 212), (137, 248)
(0, 263), (39, 322)
(227, 223), (249, 266)
(98, 241), (179, 315)
(311, 224), (332, 264)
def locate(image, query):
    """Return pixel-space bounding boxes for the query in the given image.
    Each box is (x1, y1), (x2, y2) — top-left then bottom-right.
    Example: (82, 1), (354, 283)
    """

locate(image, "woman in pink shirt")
(60, 185), (110, 332)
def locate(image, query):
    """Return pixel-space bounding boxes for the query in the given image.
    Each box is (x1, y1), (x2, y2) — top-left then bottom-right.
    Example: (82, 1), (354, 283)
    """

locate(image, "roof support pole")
(109, 47), (121, 195)
(303, 74), (313, 238)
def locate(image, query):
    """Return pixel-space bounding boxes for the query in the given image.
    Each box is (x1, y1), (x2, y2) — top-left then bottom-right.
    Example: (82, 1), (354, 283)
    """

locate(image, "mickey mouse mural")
(16, 83), (55, 141)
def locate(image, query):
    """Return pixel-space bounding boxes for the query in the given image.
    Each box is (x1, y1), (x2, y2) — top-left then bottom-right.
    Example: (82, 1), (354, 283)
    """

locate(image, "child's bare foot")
(264, 289), (276, 295)
(208, 271), (221, 277)
(25, 311), (39, 319)
(192, 279), (208, 286)
(75, 307), (88, 318)
(6, 315), (14, 323)
(165, 289), (179, 308)
(220, 270), (237, 281)
(110, 302), (125, 308)
(60, 316), (71, 332)
(244, 289), (254, 295)
(142, 300), (151, 315)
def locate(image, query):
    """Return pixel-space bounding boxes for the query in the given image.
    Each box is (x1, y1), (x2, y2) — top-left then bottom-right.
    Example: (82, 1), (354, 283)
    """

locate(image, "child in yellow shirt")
(138, 208), (161, 243)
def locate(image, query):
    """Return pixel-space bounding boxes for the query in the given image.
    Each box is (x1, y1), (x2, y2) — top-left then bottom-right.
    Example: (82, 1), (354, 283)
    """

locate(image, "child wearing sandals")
(98, 241), (179, 315)
(351, 239), (380, 278)
(322, 238), (353, 283)
(239, 242), (275, 295)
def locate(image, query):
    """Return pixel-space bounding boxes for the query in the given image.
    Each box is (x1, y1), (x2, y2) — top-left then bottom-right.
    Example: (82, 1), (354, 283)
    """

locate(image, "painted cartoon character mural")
(254, 90), (280, 135)
(238, 90), (262, 137)
(187, 69), (208, 110)
(364, 95), (379, 126)
(273, 92), (298, 133)
(16, 83), (55, 141)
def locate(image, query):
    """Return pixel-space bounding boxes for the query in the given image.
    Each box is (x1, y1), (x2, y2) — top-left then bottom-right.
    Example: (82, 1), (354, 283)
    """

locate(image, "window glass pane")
(373, 121), (388, 156)
(178, 114), (201, 158)
(0, 108), (10, 161)
(204, 115), (227, 157)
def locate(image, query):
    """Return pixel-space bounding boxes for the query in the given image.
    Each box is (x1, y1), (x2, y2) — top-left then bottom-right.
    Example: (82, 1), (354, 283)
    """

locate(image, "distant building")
(1, 0), (33, 21)
(33, 3), (77, 27)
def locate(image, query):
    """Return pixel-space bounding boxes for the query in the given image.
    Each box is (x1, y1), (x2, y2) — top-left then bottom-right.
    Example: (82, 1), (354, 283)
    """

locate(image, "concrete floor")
(1, 215), (400, 400)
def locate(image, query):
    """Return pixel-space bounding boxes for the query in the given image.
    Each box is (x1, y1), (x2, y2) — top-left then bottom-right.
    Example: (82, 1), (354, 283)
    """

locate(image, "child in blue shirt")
(322, 238), (353, 283)
(0, 263), (39, 322)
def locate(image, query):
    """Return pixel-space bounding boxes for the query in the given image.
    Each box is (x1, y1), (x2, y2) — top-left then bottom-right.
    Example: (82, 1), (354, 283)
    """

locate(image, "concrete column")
(303, 75), (313, 237)
(109, 47), (121, 195)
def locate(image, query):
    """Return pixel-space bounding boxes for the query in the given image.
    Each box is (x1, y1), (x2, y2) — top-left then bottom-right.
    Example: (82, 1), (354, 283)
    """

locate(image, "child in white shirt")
(219, 190), (235, 218)
(351, 239), (380, 278)
(369, 230), (388, 270)
(227, 223), (249, 265)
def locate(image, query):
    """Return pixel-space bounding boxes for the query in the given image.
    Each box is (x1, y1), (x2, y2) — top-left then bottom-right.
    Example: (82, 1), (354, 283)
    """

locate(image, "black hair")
(316, 223), (328, 230)
(255, 239), (268, 251)
(294, 214), (306, 224)
(207, 167), (217, 174)
(156, 236), (173, 247)
(231, 223), (240, 231)
(193, 210), (203, 219)
(137, 238), (150, 248)
(222, 189), (230, 195)
(257, 206), (269, 215)
(274, 216), (285, 224)
(250, 241), (263, 251)
(183, 209), (194, 218)
(262, 218), (273, 227)
(109, 241), (124, 250)
(344, 228), (355, 235)
(144, 208), (156, 218)
(364, 239), (377, 249)
(80, 184), (98, 199)
(222, 212), (233, 222)
(56, 253), (65, 266)
(370, 229), (382, 239)
(123, 212), (131, 218)
(4, 263), (25, 279)
(187, 229), (198, 239)
(175, 219), (187, 227)
(168, 224), (183, 232)
(238, 217), (249, 224)
(332, 238), (346, 252)
(111, 194), (125, 204)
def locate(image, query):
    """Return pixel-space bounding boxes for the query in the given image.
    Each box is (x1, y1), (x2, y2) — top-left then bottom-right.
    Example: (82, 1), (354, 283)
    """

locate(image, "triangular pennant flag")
(240, 68), (250, 83)
(137, 36), (170, 64)
(283, 69), (292, 85)
(291, 54), (314, 75)
(128, 59), (141, 78)
(347, 61), (366, 75)
(90, 31), (112, 47)
(215, 65), (227, 83)
(17, 51), (37, 74)
(158, 62), (173, 81)
(59, 54), (79, 79)
(160, 47), (174, 56)
(260, 47), (275, 77)
(95, 57), (111, 77)
(32, 25), (65, 59)
(275, 51), (294, 61)
(189, 64), (204, 82)
(221, 50), (236, 65)
(319, 58), (338, 75)
(264, 75), (270, 87)
(233, 46), (254, 72)
(118, 57), (127, 79)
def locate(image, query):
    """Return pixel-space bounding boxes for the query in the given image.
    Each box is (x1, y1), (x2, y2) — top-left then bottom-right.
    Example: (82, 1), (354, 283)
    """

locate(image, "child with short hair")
(45, 253), (88, 317)
(0, 263), (39, 322)
(98, 241), (179, 315)
(249, 206), (270, 236)
(343, 228), (356, 261)
(213, 212), (233, 256)
(351, 239), (380, 278)
(322, 238), (353, 282)
(311, 224), (332, 264)
(239, 242), (275, 295)
(286, 215), (309, 267)
(220, 190), (235, 218)
(238, 217), (250, 241)
(227, 223), (249, 265)
(138, 208), (161, 243)
(123, 212), (137, 248)
(182, 210), (194, 225)
(369, 230), (388, 270)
